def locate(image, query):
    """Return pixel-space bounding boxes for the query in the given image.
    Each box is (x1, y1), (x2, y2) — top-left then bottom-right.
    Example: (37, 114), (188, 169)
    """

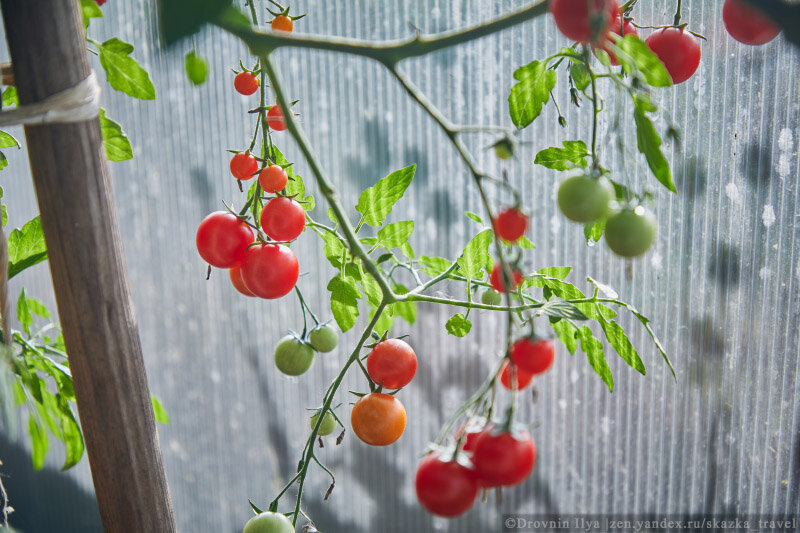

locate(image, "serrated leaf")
(570, 61), (591, 91)
(399, 242), (415, 259)
(577, 325), (613, 391)
(359, 271), (382, 307)
(184, 50), (208, 86)
(465, 211), (484, 224)
(17, 288), (33, 335)
(319, 231), (345, 268)
(80, 0), (103, 29)
(537, 299), (589, 320)
(25, 296), (50, 319)
(596, 312), (645, 375)
(2, 86), (18, 107)
(445, 314), (472, 337)
(355, 165), (415, 227)
(633, 95), (675, 193)
(29, 415), (49, 470)
(456, 229), (492, 280)
(0, 130), (20, 149)
(99, 108), (133, 161)
(327, 275), (360, 332)
(151, 395), (170, 424)
(551, 319), (578, 355)
(418, 255), (450, 277)
(617, 35), (672, 88)
(376, 221), (414, 249)
(98, 38), (156, 100)
(534, 140), (589, 171)
(508, 60), (556, 129)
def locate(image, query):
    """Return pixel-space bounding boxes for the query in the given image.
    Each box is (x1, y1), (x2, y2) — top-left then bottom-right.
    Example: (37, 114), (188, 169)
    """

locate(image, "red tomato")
(415, 452), (479, 517)
(258, 165), (289, 193)
(366, 338), (417, 389)
(195, 211), (254, 268)
(271, 15), (294, 33)
(645, 27), (701, 84)
(494, 208), (528, 242)
(510, 338), (555, 375)
(489, 262), (523, 293)
(229, 265), (256, 297)
(267, 105), (287, 131)
(594, 16), (638, 65)
(457, 418), (492, 453)
(260, 197), (305, 242)
(240, 244), (299, 299)
(472, 428), (536, 487)
(499, 360), (534, 390)
(550, 0), (619, 43)
(723, 0), (780, 46)
(230, 152), (259, 180)
(234, 71), (259, 96)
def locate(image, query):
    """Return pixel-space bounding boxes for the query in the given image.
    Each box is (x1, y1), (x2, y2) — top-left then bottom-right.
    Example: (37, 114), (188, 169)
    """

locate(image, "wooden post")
(0, 1), (177, 531)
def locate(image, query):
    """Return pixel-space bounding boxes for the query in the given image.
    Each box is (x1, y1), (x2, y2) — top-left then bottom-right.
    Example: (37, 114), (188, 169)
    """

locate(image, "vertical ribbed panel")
(0, 1), (798, 531)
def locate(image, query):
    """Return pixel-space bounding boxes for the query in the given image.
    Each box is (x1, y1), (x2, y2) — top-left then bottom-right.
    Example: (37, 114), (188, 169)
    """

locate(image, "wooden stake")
(0, 1), (176, 531)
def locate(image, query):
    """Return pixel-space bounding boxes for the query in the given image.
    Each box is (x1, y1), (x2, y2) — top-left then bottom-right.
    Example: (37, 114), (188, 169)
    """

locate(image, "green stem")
(673, 0), (683, 26)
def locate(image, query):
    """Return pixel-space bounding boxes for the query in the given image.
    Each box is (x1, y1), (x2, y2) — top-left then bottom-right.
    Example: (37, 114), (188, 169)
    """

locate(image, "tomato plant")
(350, 393), (407, 446)
(645, 27), (701, 84)
(230, 151), (259, 180)
(510, 337), (555, 375)
(273, 335), (314, 376)
(549, 0), (618, 44)
(195, 211), (254, 268)
(242, 512), (294, 533)
(260, 197), (306, 242)
(493, 207), (528, 243)
(366, 338), (417, 389)
(723, 0), (781, 46)
(471, 427), (536, 487)
(258, 164), (289, 193)
(414, 452), (479, 517)
(240, 244), (299, 299)
(604, 206), (658, 257)
(234, 71), (259, 95)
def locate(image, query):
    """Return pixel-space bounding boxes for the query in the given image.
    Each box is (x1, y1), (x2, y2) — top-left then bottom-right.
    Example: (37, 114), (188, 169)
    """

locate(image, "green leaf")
(0, 152), (7, 172)
(370, 306), (394, 337)
(8, 216), (47, 279)
(570, 61), (591, 91)
(537, 266), (571, 280)
(327, 275), (360, 332)
(25, 296), (50, 319)
(98, 38), (156, 100)
(534, 140), (589, 171)
(0, 130), (20, 149)
(184, 50), (208, 86)
(617, 35), (672, 88)
(99, 109), (133, 161)
(464, 211), (484, 224)
(418, 255), (450, 277)
(376, 221), (414, 250)
(158, 0), (241, 46)
(551, 320), (578, 355)
(359, 271), (382, 307)
(633, 95), (675, 193)
(584, 218), (605, 242)
(456, 229), (492, 280)
(355, 164), (415, 227)
(596, 312), (646, 375)
(319, 231), (346, 268)
(79, 0), (103, 29)
(2, 86), (18, 107)
(57, 400), (84, 469)
(1, 204), (7, 226)
(517, 236), (535, 250)
(508, 60), (556, 129)
(577, 326), (613, 392)
(536, 299), (589, 321)
(151, 395), (170, 424)
(16, 290), (32, 335)
(28, 415), (49, 470)
(399, 242), (415, 259)
(445, 314), (472, 337)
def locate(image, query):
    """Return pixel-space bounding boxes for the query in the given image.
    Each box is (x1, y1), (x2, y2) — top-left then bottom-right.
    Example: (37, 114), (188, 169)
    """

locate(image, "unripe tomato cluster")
(273, 324), (339, 377)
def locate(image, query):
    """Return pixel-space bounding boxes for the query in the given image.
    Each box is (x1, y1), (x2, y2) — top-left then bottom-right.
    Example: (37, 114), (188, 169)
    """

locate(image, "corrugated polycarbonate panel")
(0, 1), (798, 532)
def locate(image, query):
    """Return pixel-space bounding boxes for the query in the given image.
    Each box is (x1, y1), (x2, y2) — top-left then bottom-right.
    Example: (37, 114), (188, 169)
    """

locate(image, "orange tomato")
(351, 393), (406, 446)
(271, 15), (294, 33)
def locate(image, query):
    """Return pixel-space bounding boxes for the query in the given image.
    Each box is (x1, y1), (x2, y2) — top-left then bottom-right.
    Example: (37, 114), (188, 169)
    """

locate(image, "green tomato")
(274, 335), (314, 376)
(557, 175), (614, 223)
(242, 512), (294, 533)
(308, 324), (339, 353)
(604, 207), (657, 257)
(480, 289), (502, 306)
(493, 138), (514, 160)
(310, 411), (338, 436)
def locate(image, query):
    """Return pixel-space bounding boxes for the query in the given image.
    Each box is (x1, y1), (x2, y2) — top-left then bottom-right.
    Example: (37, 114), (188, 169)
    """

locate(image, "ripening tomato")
(415, 452), (479, 517)
(645, 28), (701, 84)
(499, 360), (534, 390)
(195, 211), (254, 268)
(310, 411), (338, 436)
(271, 15), (294, 33)
(239, 243), (299, 299)
(242, 511), (294, 533)
(258, 165), (289, 193)
(267, 105), (287, 131)
(229, 265), (256, 297)
(230, 152), (259, 180)
(260, 197), (305, 242)
(595, 16), (638, 65)
(234, 71), (259, 96)
(723, 0), (780, 46)
(489, 262), (523, 293)
(494, 208), (528, 242)
(366, 338), (417, 389)
(351, 393), (406, 446)
(472, 427), (536, 487)
(604, 206), (657, 257)
(550, 0), (619, 43)
(557, 175), (614, 223)
(510, 337), (555, 375)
